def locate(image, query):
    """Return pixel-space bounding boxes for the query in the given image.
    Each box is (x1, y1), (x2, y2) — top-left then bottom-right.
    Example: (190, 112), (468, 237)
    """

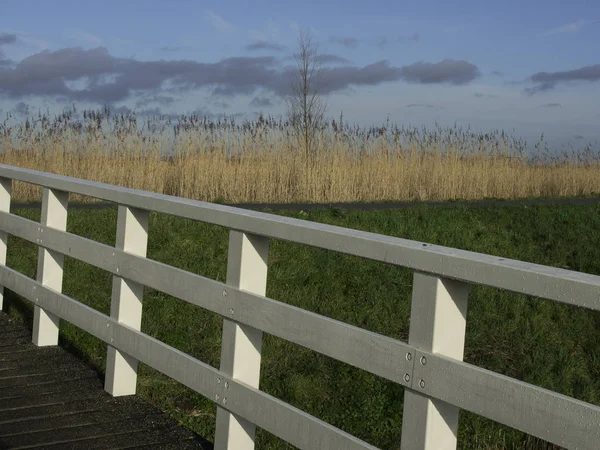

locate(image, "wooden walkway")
(0, 312), (212, 450)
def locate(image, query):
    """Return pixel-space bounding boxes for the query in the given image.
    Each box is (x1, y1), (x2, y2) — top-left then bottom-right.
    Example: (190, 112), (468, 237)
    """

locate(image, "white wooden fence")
(0, 163), (598, 450)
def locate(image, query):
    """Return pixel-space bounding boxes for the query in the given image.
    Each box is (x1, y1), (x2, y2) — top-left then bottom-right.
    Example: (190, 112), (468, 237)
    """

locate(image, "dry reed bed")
(2, 148), (599, 205)
(1, 107), (599, 204)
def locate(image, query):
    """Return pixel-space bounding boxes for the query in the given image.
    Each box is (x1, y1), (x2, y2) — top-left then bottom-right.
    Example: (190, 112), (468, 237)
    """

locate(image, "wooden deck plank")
(0, 354), (96, 376)
(0, 415), (183, 448)
(0, 377), (102, 400)
(0, 404), (163, 435)
(0, 367), (99, 389)
(31, 431), (205, 450)
(0, 312), (212, 450)
(0, 330), (29, 340)
(0, 388), (105, 410)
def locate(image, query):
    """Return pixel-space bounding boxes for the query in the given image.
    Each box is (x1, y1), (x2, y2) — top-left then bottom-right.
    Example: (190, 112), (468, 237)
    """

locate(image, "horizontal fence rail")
(0, 164), (599, 449)
(0, 265), (376, 450)
(1, 165), (599, 311)
(0, 210), (414, 386)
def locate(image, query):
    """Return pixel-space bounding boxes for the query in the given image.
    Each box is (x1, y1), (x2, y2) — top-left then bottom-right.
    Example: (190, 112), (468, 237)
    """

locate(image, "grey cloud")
(318, 61), (403, 93)
(0, 46), (480, 104)
(541, 103), (562, 108)
(109, 105), (177, 119)
(526, 64), (600, 94)
(211, 99), (230, 108)
(0, 33), (17, 45)
(406, 103), (435, 108)
(135, 95), (175, 107)
(329, 36), (359, 49)
(491, 70), (503, 77)
(1, 47), (117, 99)
(137, 107), (168, 117)
(503, 80), (521, 87)
(474, 92), (484, 98)
(0, 33), (18, 68)
(159, 46), (183, 52)
(399, 59), (480, 85)
(573, 135), (585, 140)
(249, 96), (272, 108)
(109, 105), (135, 115)
(211, 84), (260, 98)
(245, 41), (285, 52)
(0, 57), (13, 69)
(525, 83), (553, 94)
(13, 101), (29, 116)
(315, 54), (352, 65)
(0, 47), (281, 101)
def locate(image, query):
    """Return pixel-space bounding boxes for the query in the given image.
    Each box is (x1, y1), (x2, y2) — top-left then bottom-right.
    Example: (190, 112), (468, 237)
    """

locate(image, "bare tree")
(285, 27), (327, 167)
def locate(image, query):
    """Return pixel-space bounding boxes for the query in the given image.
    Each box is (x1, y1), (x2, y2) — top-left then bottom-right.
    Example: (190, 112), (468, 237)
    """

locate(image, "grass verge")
(3, 202), (600, 449)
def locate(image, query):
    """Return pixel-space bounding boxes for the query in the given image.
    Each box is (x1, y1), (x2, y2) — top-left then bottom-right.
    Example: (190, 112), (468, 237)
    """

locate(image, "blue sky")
(0, 0), (599, 149)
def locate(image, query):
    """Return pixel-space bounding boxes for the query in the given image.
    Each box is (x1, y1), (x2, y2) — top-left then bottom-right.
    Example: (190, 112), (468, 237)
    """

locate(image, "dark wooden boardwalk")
(0, 312), (212, 450)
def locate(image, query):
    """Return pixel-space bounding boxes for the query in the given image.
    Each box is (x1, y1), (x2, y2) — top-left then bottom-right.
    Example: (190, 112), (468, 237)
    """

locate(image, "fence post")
(215, 231), (269, 450)
(0, 178), (11, 311)
(400, 272), (469, 450)
(104, 205), (149, 396)
(32, 188), (69, 346)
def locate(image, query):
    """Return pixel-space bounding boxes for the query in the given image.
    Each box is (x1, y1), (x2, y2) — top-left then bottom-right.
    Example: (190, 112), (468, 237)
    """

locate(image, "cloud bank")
(0, 46), (482, 105)
(245, 41), (285, 52)
(0, 33), (18, 68)
(526, 64), (600, 94)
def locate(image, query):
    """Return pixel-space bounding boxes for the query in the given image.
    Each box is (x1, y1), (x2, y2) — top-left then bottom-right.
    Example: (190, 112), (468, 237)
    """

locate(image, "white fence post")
(0, 177), (11, 311)
(32, 188), (69, 346)
(401, 272), (469, 450)
(215, 231), (269, 450)
(104, 205), (149, 396)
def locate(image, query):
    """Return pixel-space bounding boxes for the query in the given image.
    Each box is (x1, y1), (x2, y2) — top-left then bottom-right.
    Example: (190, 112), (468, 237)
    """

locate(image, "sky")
(0, 0), (599, 150)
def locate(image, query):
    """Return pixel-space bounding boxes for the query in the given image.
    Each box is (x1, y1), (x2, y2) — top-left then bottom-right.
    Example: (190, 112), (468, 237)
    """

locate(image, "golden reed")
(1, 107), (598, 204)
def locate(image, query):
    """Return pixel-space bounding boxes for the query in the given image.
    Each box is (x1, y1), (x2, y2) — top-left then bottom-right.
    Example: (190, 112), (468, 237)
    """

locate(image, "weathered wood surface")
(0, 312), (213, 450)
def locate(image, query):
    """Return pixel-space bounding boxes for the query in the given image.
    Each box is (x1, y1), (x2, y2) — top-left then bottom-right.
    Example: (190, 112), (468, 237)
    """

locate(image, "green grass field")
(3, 202), (600, 449)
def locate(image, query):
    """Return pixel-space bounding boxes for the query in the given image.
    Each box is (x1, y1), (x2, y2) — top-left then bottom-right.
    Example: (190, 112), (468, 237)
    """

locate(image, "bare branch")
(285, 27), (328, 165)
